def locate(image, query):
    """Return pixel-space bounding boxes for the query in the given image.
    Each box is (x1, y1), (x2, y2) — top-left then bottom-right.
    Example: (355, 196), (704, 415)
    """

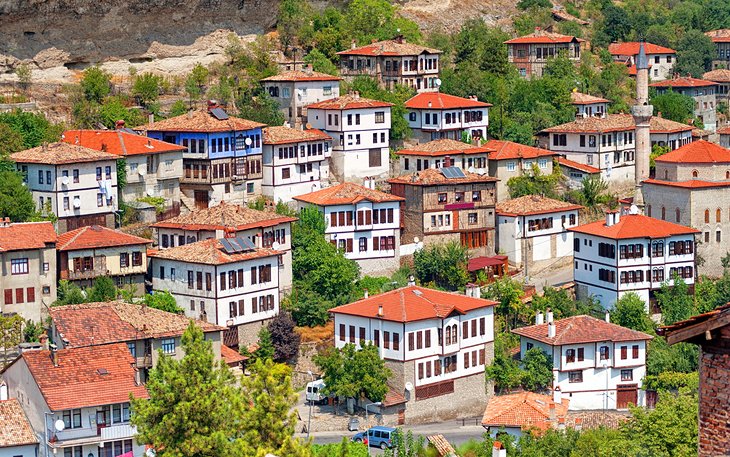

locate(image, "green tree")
(0, 314), (23, 367)
(344, 0), (421, 46)
(646, 336), (698, 376)
(143, 291), (183, 313)
(0, 110), (63, 149)
(284, 287), (333, 327)
(651, 90), (695, 124)
(23, 319), (43, 343)
(87, 276), (117, 302)
(55, 280), (87, 306)
(132, 73), (162, 107)
(235, 90), (285, 126)
(251, 327), (275, 362)
(314, 343), (391, 405)
(517, 0), (551, 9)
(453, 20), (512, 76)
(207, 77), (234, 106)
(532, 286), (601, 319)
(132, 322), (247, 457)
(520, 347), (554, 392)
(0, 123), (25, 160)
(304, 48), (339, 75)
(578, 175), (609, 208)
(656, 274), (696, 325)
(268, 311), (301, 362)
(486, 331), (523, 393)
(612, 292), (654, 332)
(14, 64), (32, 93)
(80, 66), (112, 103)
(168, 99), (188, 117)
(97, 96), (145, 129)
(0, 170), (37, 222)
(413, 241), (469, 291)
(675, 30), (715, 78)
(483, 276), (524, 329)
(507, 164), (563, 199)
(313, 439), (369, 457)
(185, 63), (209, 102)
(277, 0), (313, 51)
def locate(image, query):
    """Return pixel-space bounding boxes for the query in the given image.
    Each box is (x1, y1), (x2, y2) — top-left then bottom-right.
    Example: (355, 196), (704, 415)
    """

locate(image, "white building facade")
(404, 93), (490, 142)
(261, 69), (342, 127)
(608, 42), (676, 81)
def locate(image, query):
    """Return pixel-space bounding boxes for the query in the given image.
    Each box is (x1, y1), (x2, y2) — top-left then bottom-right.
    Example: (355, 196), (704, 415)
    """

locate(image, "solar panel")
(219, 238), (236, 254)
(210, 107), (229, 120)
(440, 167), (453, 179)
(235, 237), (256, 252)
(441, 166), (465, 179)
(121, 128), (138, 135)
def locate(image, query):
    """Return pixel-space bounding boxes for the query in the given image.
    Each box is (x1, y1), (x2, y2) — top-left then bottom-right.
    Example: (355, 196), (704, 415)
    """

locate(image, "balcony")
(60, 256), (108, 281)
(136, 354), (153, 368)
(100, 423), (137, 440)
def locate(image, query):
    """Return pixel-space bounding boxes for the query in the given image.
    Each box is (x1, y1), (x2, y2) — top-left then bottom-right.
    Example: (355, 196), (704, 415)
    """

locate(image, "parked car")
(351, 426), (396, 449)
(306, 379), (327, 404)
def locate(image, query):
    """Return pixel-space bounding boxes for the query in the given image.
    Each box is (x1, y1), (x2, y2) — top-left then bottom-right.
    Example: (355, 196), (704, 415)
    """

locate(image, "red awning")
(468, 255), (508, 271)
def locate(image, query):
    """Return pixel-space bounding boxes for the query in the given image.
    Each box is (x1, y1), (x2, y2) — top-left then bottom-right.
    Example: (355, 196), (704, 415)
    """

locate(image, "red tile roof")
(657, 303), (730, 341)
(568, 213), (699, 240)
(263, 126), (331, 145)
(221, 344), (247, 366)
(337, 39), (441, 56)
(570, 92), (610, 105)
(306, 94), (393, 110)
(261, 70), (341, 82)
(468, 255), (508, 272)
(63, 130), (185, 156)
(11, 142), (118, 165)
(512, 315), (653, 346)
(719, 126), (730, 135)
(703, 69), (730, 83)
(19, 343), (148, 410)
(542, 114), (693, 134)
(152, 201), (296, 232)
(497, 195), (582, 216)
(388, 168), (498, 186)
(485, 140), (556, 160)
(148, 238), (281, 265)
(0, 221), (56, 253)
(50, 301), (222, 347)
(505, 29), (583, 45)
(293, 182), (403, 206)
(329, 285), (497, 323)
(705, 29), (730, 43)
(383, 388), (407, 407)
(482, 392), (569, 432)
(405, 92), (491, 109)
(654, 140), (730, 164)
(643, 178), (730, 189)
(143, 110), (265, 133)
(608, 42), (676, 55)
(398, 139), (494, 158)
(650, 77), (716, 88)
(557, 157), (600, 174)
(57, 225), (151, 251)
(0, 398), (38, 447)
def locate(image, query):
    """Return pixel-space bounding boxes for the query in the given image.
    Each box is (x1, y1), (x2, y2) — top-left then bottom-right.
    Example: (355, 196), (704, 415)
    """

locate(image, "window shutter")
(373, 237), (379, 251)
(26, 287), (35, 303)
(4, 289), (12, 305)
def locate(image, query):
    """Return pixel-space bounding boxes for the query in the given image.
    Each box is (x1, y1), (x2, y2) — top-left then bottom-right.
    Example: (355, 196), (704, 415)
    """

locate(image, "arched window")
(451, 324), (458, 344)
(661, 206), (666, 220)
(676, 208), (681, 223)
(706, 209), (711, 224)
(718, 209), (722, 223)
(664, 169), (669, 180)
(445, 326), (451, 345)
(693, 170), (699, 178)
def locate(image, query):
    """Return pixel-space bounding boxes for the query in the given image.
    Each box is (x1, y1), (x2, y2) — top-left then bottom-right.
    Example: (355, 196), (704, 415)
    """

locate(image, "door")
(194, 190), (209, 209)
(616, 384), (638, 409)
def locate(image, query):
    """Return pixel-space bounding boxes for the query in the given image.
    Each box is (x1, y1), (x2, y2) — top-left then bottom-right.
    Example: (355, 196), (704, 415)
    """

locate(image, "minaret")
(631, 41), (652, 209)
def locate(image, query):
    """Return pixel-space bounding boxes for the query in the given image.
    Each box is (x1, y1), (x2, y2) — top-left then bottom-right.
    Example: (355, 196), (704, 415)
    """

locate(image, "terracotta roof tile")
(306, 94), (393, 110)
(57, 225), (151, 251)
(427, 434), (456, 457)
(148, 238), (281, 265)
(497, 195), (582, 216)
(383, 388), (407, 407)
(570, 92), (610, 105)
(485, 140), (556, 160)
(260, 70), (341, 82)
(705, 29), (730, 43)
(643, 178), (730, 189)
(0, 222), (56, 253)
(505, 29), (583, 44)
(50, 301), (222, 347)
(542, 114), (692, 134)
(221, 345), (247, 366)
(654, 140), (730, 164)
(293, 182), (403, 206)
(143, 110), (265, 133)
(718, 126), (730, 135)
(20, 343), (149, 410)
(63, 130), (185, 156)
(152, 201), (296, 231)
(568, 213), (699, 239)
(692, 128), (711, 138)
(337, 39), (441, 56)
(608, 42), (676, 55)
(398, 139), (494, 157)
(482, 392), (569, 432)
(0, 398), (38, 447)
(11, 142), (118, 165)
(557, 157), (600, 174)
(512, 315), (653, 346)
(388, 167), (498, 186)
(329, 285), (497, 323)
(657, 302), (730, 337)
(405, 92), (491, 109)
(650, 77), (716, 88)
(703, 69), (730, 83)
(263, 126), (331, 145)
(650, 116), (695, 133)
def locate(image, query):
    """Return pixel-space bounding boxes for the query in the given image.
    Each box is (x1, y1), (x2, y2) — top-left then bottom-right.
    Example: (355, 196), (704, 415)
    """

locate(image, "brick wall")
(699, 350), (730, 457)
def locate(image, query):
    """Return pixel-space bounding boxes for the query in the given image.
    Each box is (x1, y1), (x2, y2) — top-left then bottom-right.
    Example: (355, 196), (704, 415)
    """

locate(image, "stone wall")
(699, 349), (730, 456)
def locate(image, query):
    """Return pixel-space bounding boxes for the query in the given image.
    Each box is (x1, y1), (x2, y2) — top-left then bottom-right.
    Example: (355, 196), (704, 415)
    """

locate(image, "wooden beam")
(666, 312), (730, 345)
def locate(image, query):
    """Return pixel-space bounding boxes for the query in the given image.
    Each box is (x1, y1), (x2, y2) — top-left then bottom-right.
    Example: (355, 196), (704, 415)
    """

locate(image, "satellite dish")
(54, 419), (66, 432)
(629, 204), (640, 215)
(467, 166), (476, 173)
(138, 167), (146, 176)
(61, 176), (70, 186)
(272, 241), (281, 250)
(73, 197), (81, 209)
(405, 382), (414, 392)
(413, 236), (420, 244)
(435, 78), (442, 87)
(146, 189), (154, 197)
(244, 137), (253, 147)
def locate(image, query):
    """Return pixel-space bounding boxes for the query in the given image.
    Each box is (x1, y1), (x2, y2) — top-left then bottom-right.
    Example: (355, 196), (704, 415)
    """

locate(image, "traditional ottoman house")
(397, 139), (493, 175)
(705, 29), (730, 70)
(608, 42), (676, 80)
(404, 92), (490, 142)
(484, 140), (557, 202)
(650, 77), (718, 131)
(703, 69), (730, 104)
(0, 398), (38, 457)
(260, 68), (341, 127)
(505, 28), (584, 78)
(570, 91), (609, 119)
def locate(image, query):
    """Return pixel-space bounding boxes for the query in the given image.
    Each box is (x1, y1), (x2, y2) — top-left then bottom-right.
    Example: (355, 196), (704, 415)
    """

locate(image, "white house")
(650, 77), (718, 132)
(148, 238), (282, 346)
(608, 42), (676, 81)
(570, 211), (699, 310)
(329, 285), (496, 424)
(570, 92), (609, 119)
(557, 157), (601, 189)
(260, 68), (342, 127)
(150, 201), (296, 293)
(496, 195), (582, 269)
(11, 142), (119, 233)
(262, 126), (332, 203)
(0, 398), (38, 457)
(306, 93), (393, 182)
(481, 391), (569, 439)
(293, 182), (404, 276)
(404, 92), (491, 142)
(513, 312), (653, 410)
(1, 343), (149, 457)
(397, 139), (492, 175)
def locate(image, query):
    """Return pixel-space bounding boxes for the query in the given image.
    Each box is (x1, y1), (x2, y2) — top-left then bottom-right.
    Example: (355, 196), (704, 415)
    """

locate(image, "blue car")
(352, 426), (396, 449)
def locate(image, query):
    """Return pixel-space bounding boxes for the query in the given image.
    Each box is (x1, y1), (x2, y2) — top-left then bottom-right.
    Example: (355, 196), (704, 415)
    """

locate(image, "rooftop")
(16, 343), (149, 410)
(11, 142), (118, 165)
(719, 126), (730, 135)
(329, 285), (497, 323)
(643, 178), (730, 190)
(497, 195), (582, 216)
(63, 129), (186, 156)
(306, 93), (393, 110)
(512, 315), (653, 346)
(50, 301), (223, 347)
(263, 126), (331, 145)
(654, 140), (730, 164)
(260, 69), (342, 82)
(337, 39), (441, 56)
(505, 29), (583, 45)
(608, 41), (676, 55)
(388, 167), (498, 186)
(147, 238), (281, 265)
(57, 225), (151, 251)
(568, 213), (699, 240)
(482, 392), (569, 433)
(705, 29), (730, 43)
(143, 110), (265, 133)
(0, 398), (38, 448)
(657, 303), (730, 344)
(397, 139), (494, 157)
(650, 76), (716, 88)
(542, 114), (693, 134)
(703, 69), (730, 83)
(0, 221), (56, 253)
(151, 201), (296, 231)
(485, 140), (556, 160)
(557, 157), (600, 174)
(570, 91), (610, 105)
(405, 92), (492, 110)
(293, 181), (404, 206)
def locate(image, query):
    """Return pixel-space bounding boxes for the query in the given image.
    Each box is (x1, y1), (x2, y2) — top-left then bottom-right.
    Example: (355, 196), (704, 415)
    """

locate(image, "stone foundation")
(699, 350), (730, 456)
(237, 318), (274, 347)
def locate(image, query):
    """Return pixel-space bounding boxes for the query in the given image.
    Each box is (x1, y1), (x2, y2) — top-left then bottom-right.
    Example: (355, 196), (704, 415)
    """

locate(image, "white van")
(306, 379), (326, 404)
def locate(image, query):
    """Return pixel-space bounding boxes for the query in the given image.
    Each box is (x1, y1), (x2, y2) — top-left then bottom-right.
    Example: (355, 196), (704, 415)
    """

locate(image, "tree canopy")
(314, 342), (391, 404)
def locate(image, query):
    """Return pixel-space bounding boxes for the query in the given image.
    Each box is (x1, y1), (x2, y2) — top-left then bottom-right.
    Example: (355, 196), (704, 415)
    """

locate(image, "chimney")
(548, 322), (556, 338)
(408, 275), (416, 286)
(549, 402), (556, 421)
(354, 91), (360, 100)
(492, 441), (507, 457)
(115, 119), (125, 130)
(605, 311), (610, 323)
(364, 289), (369, 298)
(207, 100), (219, 112)
(304, 64), (313, 75)
(575, 417), (583, 431)
(0, 381), (7, 401)
(50, 344), (59, 367)
(546, 308), (553, 324)
(553, 386), (562, 404)
(535, 312), (544, 325)
(428, 101), (432, 108)
(148, 113), (154, 125)
(187, 110), (193, 119)
(558, 417), (566, 430)
(351, 39), (357, 49)
(614, 210), (621, 225)
(377, 305), (384, 317)
(134, 367), (141, 386)
(444, 155), (452, 167)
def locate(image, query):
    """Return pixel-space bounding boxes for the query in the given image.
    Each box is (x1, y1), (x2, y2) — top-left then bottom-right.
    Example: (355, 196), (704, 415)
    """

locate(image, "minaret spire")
(631, 40), (652, 210)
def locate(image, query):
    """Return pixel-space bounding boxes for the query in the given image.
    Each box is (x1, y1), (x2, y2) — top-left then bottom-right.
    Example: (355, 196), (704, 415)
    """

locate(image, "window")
(369, 149), (381, 167)
(384, 331), (390, 349)
(438, 193), (447, 204)
(11, 258), (28, 275)
(62, 409), (83, 429)
(112, 403), (130, 423)
(132, 252), (142, 266)
(568, 371), (583, 383)
(566, 349), (576, 363)
(65, 447), (83, 457)
(187, 271), (194, 288)
(468, 212), (478, 225)
(705, 209), (710, 223)
(632, 345), (639, 358)
(577, 347), (584, 361)
(161, 338), (176, 354)
(282, 168), (290, 179)
(393, 333), (400, 350)
(375, 111), (385, 123)
(600, 345), (609, 360)
(72, 169), (79, 183)
(359, 237), (367, 252)
(620, 346), (628, 360)
(507, 161), (516, 172)
(621, 369), (633, 381)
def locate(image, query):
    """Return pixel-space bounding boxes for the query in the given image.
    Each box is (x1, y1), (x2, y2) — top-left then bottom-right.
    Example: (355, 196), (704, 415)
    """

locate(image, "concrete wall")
(123, 150), (183, 206)
(0, 444), (37, 457)
(262, 79), (340, 125)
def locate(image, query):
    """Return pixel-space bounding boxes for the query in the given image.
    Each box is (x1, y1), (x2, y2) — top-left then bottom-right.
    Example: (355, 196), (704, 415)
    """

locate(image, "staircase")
(179, 193), (196, 214)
